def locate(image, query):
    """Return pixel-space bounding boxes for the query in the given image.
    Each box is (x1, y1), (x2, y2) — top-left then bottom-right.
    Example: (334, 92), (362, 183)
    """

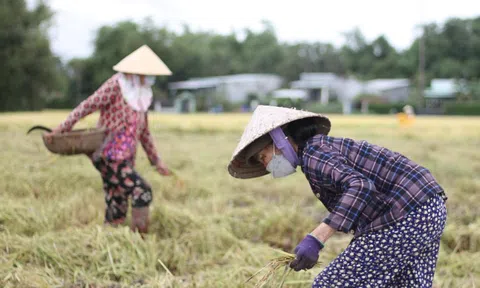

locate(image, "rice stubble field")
(0, 111), (479, 287)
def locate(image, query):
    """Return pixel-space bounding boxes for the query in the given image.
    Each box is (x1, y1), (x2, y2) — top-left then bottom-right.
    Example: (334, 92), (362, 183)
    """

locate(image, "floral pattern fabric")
(93, 157), (153, 224)
(56, 73), (160, 167)
(312, 194), (447, 288)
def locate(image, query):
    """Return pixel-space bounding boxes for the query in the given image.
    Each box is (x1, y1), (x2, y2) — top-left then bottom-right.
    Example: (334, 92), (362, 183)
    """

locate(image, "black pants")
(93, 158), (153, 224)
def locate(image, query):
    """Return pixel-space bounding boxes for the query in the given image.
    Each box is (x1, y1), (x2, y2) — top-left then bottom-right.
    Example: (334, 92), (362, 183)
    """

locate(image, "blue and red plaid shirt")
(299, 134), (447, 237)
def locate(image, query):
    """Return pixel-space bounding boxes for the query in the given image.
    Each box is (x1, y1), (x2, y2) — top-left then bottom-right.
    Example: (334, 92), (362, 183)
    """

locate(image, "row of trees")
(0, 0), (66, 111)
(1, 0), (480, 111)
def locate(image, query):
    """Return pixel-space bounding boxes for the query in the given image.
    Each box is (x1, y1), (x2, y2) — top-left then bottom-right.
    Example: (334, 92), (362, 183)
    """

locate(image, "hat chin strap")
(269, 127), (299, 167)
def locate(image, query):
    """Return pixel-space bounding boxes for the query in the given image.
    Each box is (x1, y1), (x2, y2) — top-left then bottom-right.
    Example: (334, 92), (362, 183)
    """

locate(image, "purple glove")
(289, 234), (324, 271)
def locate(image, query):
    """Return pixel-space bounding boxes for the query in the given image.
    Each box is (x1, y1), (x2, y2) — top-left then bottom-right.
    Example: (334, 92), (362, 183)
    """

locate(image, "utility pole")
(418, 28), (426, 110)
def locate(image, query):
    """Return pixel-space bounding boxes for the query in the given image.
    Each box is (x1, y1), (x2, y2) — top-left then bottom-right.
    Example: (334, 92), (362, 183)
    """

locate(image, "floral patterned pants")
(312, 194), (447, 288)
(93, 158), (153, 224)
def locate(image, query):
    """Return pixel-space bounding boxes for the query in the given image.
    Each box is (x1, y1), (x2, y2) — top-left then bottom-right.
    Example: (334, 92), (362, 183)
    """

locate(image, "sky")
(28, 0), (480, 60)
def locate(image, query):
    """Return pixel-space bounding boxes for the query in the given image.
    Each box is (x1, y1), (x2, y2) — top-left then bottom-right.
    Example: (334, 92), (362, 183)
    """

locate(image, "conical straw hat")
(113, 45), (172, 76)
(228, 105), (331, 179)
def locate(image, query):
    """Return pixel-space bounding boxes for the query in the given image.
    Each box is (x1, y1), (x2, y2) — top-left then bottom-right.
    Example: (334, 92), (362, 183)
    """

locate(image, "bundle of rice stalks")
(245, 250), (321, 288)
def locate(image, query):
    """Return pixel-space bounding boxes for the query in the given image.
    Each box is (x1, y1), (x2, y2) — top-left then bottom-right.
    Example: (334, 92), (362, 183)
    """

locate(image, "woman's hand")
(44, 128), (61, 144)
(155, 161), (171, 176)
(290, 222), (336, 271)
(289, 234), (324, 271)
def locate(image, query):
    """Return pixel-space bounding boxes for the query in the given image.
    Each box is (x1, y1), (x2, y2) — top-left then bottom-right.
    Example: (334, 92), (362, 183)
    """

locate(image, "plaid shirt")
(299, 134), (447, 237)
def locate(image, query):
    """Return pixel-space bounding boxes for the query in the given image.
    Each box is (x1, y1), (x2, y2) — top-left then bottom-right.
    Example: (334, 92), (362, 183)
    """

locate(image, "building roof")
(364, 79), (410, 94)
(424, 79), (464, 98)
(290, 73), (341, 89)
(298, 72), (338, 81)
(272, 89), (308, 100)
(168, 74), (283, 90)
(168, 78), (221, 90)
(291, 74), (410, 93)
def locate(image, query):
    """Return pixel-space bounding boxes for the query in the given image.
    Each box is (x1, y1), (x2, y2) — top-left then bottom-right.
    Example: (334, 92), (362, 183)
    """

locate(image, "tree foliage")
(1, 1), (480, 111)
(0, 0), (67, 111)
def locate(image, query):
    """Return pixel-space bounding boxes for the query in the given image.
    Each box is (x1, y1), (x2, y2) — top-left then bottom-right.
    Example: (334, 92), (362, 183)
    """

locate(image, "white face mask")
(266, 146), (296, 178)
(118, 73), (153, 112)
(145, 76), (156, 87)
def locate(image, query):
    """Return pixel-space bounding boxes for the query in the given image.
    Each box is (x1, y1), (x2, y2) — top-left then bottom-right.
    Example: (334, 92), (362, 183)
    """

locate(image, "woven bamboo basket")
(41, 128), (107, 155)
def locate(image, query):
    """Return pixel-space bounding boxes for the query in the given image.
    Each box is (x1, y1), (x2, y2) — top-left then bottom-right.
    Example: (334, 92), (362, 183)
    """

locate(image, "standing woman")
(228, 105), (447, 287)
(47, 45), (172, 235)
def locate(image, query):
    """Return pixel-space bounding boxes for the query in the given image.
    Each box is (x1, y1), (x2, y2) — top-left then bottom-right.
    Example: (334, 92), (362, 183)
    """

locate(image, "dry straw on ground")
(1, 112), (479, 287)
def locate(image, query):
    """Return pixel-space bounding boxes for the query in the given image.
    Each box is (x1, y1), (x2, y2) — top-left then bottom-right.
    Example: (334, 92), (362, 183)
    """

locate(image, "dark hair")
(284, 117), (331, 148)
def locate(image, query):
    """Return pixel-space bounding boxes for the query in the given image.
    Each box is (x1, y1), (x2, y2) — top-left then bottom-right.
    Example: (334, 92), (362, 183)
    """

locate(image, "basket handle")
(27, 125), (52, 135)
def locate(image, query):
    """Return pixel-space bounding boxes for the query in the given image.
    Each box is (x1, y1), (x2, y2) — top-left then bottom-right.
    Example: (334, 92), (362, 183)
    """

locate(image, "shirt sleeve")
(302, 144), (379, 234)
(55, 78), (117, 133)
(139, 112), (160, 166)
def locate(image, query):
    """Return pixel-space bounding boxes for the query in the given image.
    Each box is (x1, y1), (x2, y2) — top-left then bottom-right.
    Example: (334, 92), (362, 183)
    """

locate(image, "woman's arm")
(302, 144), (380, 236)
(139, 113), (160, 166)
(53, 78), (117, 133)
(140, 114), (170, 176)
(310, 222), (336, 243)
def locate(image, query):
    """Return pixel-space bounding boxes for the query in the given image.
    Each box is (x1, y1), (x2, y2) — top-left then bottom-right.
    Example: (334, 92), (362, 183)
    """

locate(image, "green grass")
(0, 111), (479, 287)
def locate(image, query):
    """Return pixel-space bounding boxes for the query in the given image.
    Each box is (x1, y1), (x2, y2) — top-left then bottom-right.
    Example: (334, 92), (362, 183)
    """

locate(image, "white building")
(290, 73), (341, 104)
(289, 73), (411, 114)
(168, 74), (284, 106)
(423, 78), (465, 109)
(363, 79), (411, 103)
(272, 89), (308, 100)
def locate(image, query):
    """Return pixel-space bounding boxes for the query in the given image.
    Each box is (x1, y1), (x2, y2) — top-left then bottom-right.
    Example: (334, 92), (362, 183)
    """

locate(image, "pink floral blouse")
(55, 73), (160, 167)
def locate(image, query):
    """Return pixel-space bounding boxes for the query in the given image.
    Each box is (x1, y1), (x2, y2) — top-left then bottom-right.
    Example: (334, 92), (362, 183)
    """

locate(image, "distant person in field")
(228, 105), (448, 288)
(47, 45), (172, 235)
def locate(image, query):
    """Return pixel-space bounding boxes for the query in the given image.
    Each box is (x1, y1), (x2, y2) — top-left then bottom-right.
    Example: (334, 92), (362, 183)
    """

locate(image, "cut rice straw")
(245, 249), (321, 288)
(168, 168), (187, 189)
(157, 259), (174, 277)
(169, 167), (215, 195)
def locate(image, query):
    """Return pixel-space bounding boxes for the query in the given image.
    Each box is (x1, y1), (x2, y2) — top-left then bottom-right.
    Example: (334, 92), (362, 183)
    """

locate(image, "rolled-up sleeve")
(303, 144), (379, 233)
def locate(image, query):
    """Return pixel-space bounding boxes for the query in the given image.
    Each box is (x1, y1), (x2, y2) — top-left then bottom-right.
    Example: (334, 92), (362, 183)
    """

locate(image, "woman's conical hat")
(228, 105), (331, 179)
(113, 45), (172, 76)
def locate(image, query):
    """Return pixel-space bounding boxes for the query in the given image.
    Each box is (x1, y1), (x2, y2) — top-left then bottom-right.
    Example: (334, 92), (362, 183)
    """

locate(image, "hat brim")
(228, 107), (330, 180)
(112, 66), (172, 76)
(244, 133), (273, 166)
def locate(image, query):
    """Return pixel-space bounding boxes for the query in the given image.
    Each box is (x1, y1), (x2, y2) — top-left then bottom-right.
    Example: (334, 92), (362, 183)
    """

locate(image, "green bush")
(444, 102), (480, 115)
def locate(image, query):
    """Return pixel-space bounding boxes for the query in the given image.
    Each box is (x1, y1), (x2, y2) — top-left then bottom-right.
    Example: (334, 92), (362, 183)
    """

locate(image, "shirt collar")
(297, 134), (326, 168)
